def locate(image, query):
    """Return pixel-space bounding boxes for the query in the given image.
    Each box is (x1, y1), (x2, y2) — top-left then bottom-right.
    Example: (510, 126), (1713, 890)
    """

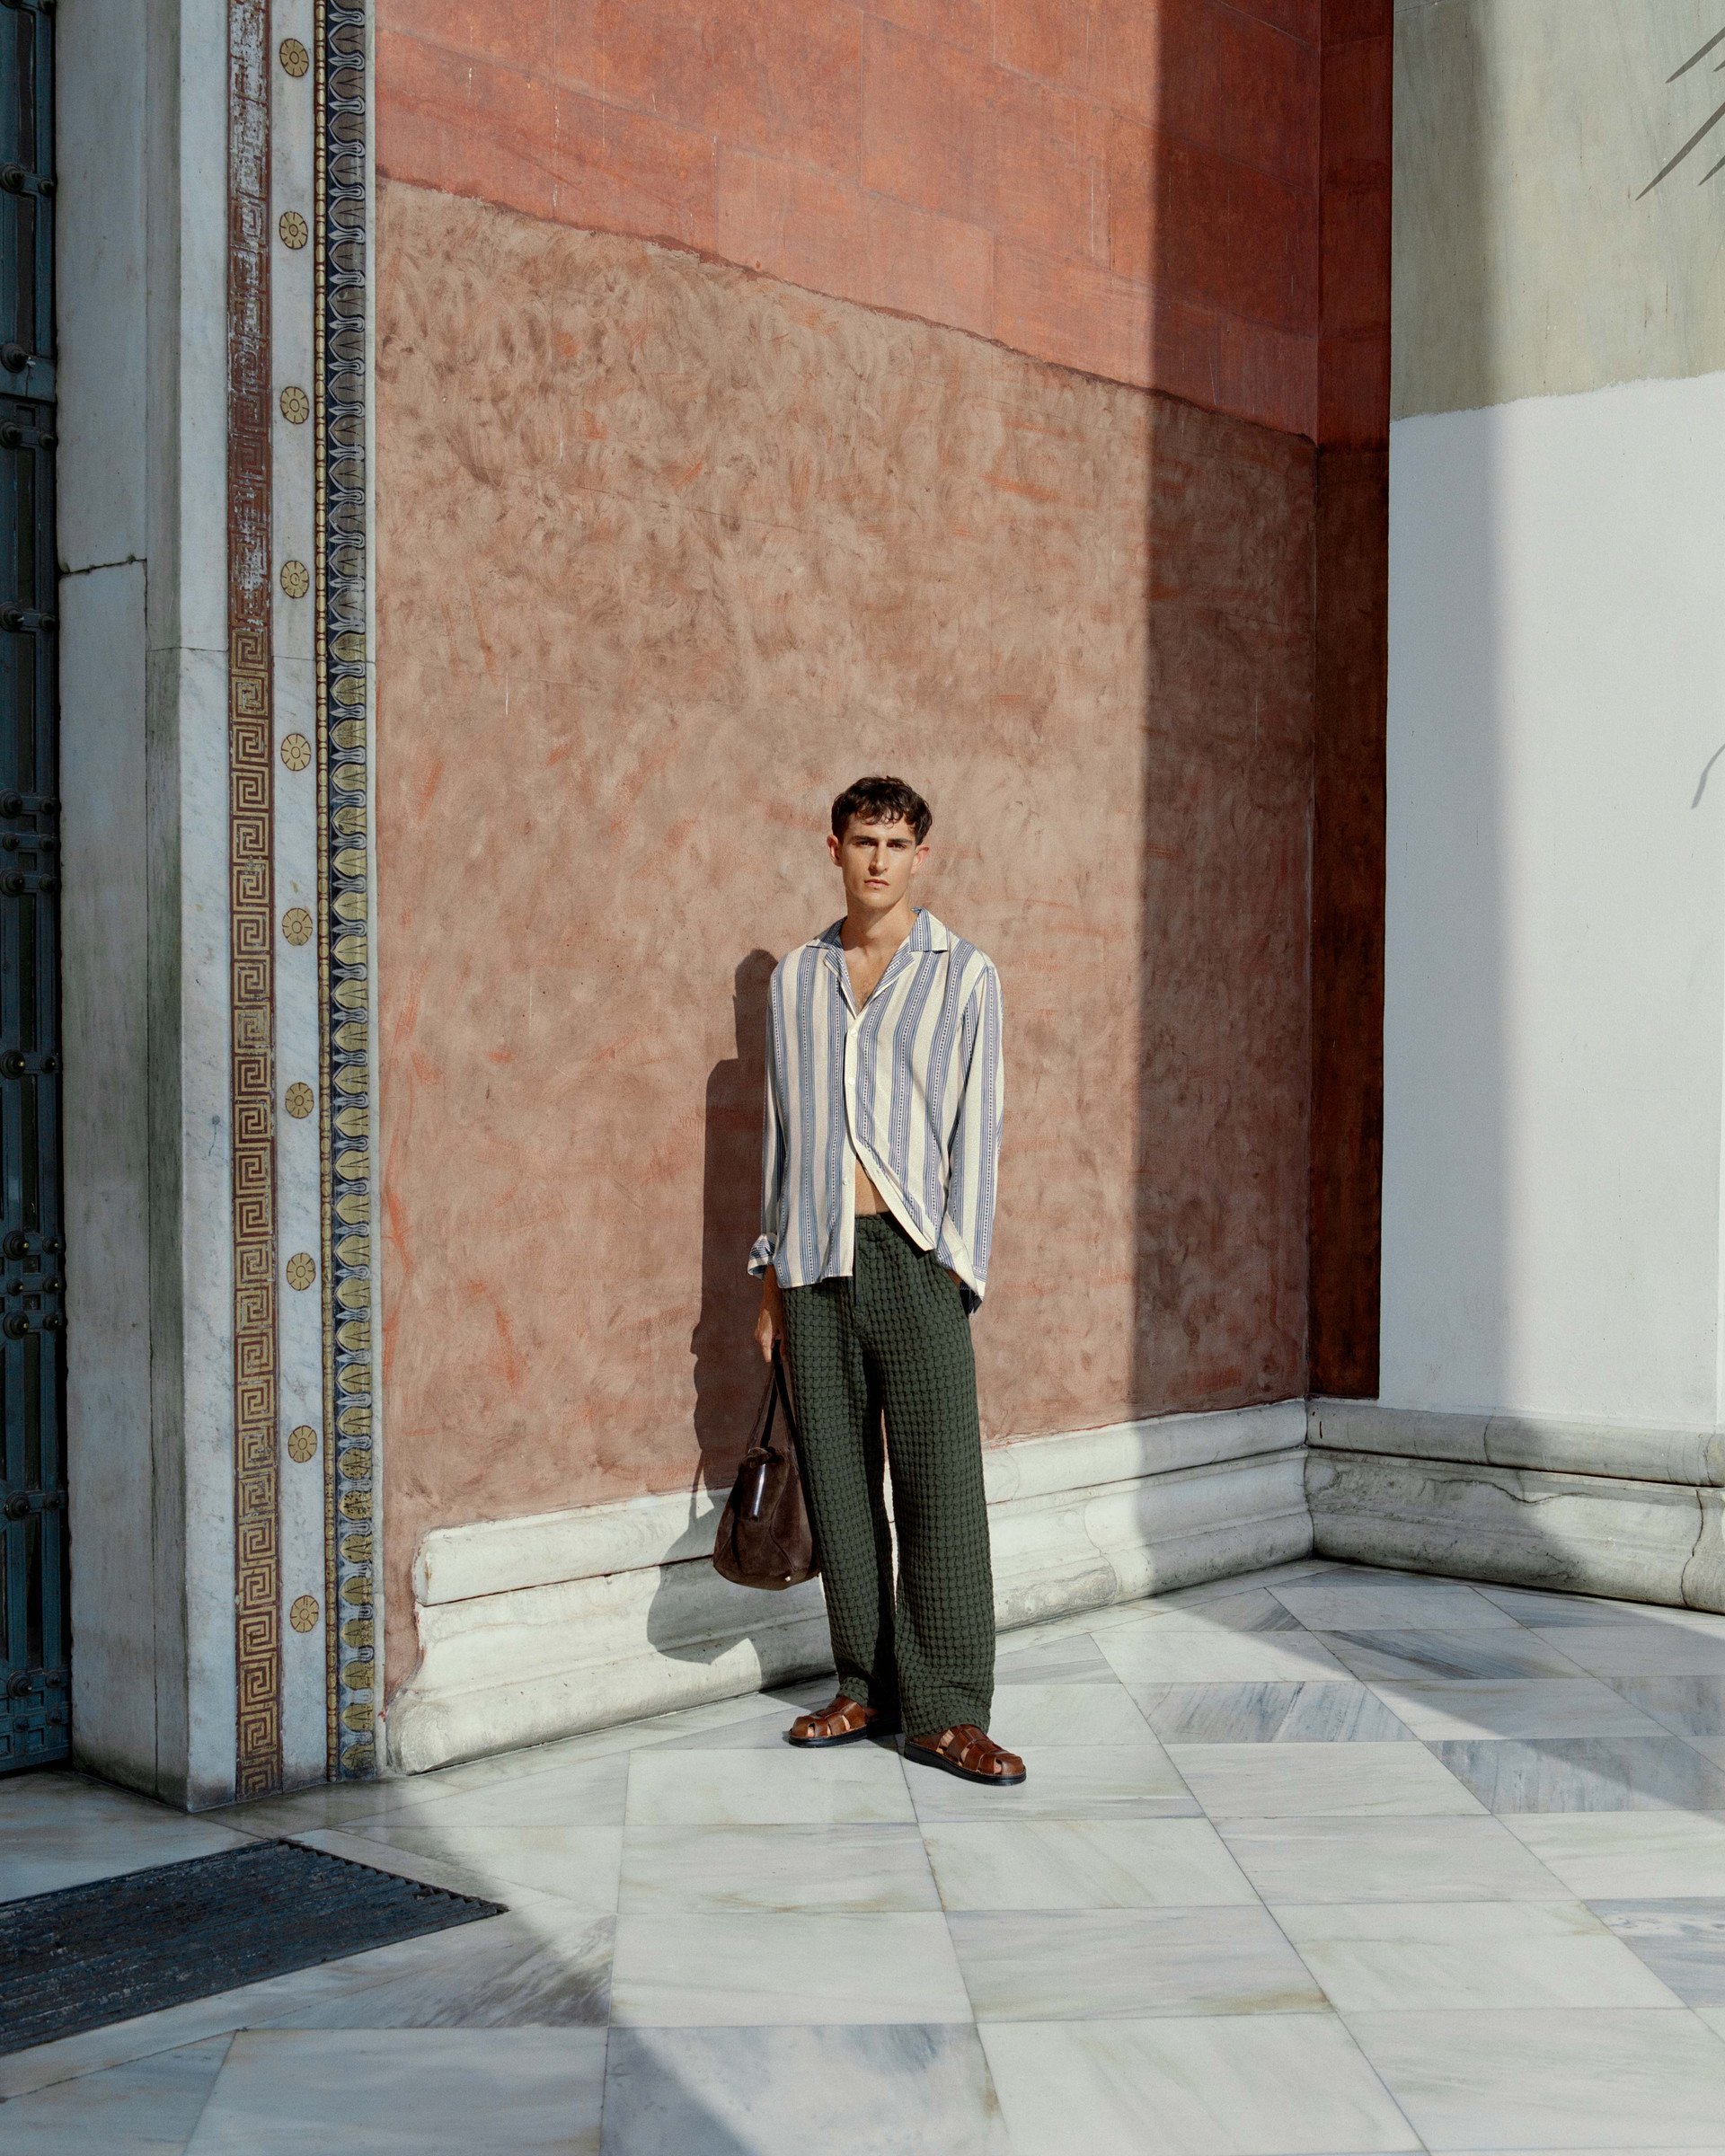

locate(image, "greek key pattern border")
(315, 0), (376, 1778)
(228, 0), (283, 1801)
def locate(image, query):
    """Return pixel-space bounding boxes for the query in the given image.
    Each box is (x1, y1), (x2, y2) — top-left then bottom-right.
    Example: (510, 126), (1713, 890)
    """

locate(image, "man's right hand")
(755, 1272), (784, 1363)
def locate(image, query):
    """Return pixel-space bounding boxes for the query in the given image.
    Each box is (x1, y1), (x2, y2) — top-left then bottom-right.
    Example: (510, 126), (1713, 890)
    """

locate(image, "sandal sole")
(785, 1722), (899, 1748)
(904, 1740), (1026, 1787)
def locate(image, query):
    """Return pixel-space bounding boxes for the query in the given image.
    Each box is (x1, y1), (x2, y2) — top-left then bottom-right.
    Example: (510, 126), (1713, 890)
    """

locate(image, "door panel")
(0, 0), (63, 1773)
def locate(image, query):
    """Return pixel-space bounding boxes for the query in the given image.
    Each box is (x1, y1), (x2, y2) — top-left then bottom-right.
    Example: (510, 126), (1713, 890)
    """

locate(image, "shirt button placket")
(843, 1016), (861, 1315)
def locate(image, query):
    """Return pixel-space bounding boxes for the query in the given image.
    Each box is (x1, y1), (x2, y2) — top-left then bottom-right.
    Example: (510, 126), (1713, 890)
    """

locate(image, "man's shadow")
(643, 950), (794, 1671)
(688, 949), (777, 1504)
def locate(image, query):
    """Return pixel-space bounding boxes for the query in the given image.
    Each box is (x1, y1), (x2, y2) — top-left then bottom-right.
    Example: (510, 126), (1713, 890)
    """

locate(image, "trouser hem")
(831, 1670), (898, 1714)
(903, 1692), (995, 1739)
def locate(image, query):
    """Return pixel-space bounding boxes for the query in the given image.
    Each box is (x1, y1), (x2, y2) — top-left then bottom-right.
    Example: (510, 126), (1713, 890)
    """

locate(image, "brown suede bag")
(712, 1346), (818, 1590)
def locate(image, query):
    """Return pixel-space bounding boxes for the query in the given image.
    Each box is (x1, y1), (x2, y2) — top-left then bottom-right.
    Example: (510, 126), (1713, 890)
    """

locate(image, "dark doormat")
(0, 1837), (505, 2055)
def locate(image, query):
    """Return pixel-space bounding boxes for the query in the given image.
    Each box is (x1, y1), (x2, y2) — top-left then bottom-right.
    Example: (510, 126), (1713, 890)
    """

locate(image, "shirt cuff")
(748, 1234), (776, 1279)
(934, 1228), (984, 1312)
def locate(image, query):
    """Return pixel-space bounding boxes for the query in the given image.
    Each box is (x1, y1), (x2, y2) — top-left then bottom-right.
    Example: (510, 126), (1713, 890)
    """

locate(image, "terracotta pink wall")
(375, 0), (1391, 445)
(370, 2), (1395, 1695)
(1318, 4), (1391, 447)
(374, 190), (1314, 1688)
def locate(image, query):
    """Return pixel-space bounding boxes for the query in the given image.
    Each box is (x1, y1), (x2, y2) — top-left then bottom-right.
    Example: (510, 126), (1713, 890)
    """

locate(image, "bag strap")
(756, 1344), (799, 1459)
(773, 1345), (800, 1441)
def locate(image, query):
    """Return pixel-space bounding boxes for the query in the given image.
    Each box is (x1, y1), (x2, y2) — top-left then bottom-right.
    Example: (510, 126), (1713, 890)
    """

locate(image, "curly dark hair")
(830, 774), (933, 844)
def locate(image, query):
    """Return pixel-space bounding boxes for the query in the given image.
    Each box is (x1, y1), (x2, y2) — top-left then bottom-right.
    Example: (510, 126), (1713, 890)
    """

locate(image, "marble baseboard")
(1310, 1398), (1725, 1488)
(385, 1403), (1311, 1775)
(1307, 1401), (1725, 1613)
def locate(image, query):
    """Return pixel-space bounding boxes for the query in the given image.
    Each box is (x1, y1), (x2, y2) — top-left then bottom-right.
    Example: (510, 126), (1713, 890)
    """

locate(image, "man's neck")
(840, 898), (917, 958)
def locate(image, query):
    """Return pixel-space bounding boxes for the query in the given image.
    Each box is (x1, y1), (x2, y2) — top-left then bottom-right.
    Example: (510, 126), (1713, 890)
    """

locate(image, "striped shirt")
(749, 908), (1004, 1310)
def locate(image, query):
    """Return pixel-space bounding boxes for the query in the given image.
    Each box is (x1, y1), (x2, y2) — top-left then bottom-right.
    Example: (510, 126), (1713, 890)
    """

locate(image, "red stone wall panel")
(1104, 121), (1317, 428)
(1322, 0), (1392, 44)
(1094, 0), (1317, 189)
(406, 0), (562, 72)
(862, 18), (997, 228)
(375, 0), (1337, 438)
(1158, 135), (1318, 332)
(1316, 328), (1390, 449)
(1241, 0), (1321, 39)
(1322, 28), (1393, 182)
(376, 25), (560, 226)
(1216, 315), (1320, 442)
(994, 0), (1096, 93)
(1159, 0), (1319, 190)
(591, 0), (862, 173)
(1321, 166), (1391, 334)
(994, 240), (1152, 389)
(715, 147), (999, 340)
(990, 73), (1111, 266)
(1316, 9), (1390, 448)
(851, 0), (995, 57)
(373, 0), (1388, 445)
(553, 90), (721, 257)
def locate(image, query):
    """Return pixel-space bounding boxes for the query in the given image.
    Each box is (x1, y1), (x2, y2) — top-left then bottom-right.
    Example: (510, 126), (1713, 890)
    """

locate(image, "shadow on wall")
(1638, 28), (1725, 198)
(643, 948), (803, 1676)
(1128, 23), (1328, 1423)
(688, 949), (776, 1508)
(1378, 0), (1507, 1420)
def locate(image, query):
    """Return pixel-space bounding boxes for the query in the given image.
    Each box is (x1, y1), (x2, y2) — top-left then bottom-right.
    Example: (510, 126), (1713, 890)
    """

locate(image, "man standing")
(751, 776), (1023, 1787)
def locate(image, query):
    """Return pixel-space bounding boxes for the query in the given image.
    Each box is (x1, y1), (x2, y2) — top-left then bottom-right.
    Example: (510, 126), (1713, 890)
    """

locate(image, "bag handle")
(756, 1343), (799, 1460)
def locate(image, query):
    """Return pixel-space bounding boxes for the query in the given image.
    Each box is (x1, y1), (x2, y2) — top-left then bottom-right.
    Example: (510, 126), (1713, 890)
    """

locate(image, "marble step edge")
(1306, 1445), (1725, 1613)
(1309, 1396), (1725, 1489)
(414, 1398), (1307, 1607)
(384, 1448), (1311, 1773)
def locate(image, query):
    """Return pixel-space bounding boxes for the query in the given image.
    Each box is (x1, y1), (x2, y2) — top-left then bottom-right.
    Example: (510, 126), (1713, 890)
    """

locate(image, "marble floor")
(15, 1560), (1725, 2149)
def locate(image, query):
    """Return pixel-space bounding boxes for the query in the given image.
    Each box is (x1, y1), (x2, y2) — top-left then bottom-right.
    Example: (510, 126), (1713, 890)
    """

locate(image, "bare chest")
(844, 950), (893, 1009)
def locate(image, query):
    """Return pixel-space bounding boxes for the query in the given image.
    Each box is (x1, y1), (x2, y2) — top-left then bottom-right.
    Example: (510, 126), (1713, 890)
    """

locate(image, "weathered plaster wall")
(375, 185), (1315, 1690)
(1393, 0), (1725, 419)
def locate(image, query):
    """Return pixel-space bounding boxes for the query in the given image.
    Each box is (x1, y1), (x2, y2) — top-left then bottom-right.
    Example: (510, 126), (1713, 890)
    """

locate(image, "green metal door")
(0, 0), (64, 1772)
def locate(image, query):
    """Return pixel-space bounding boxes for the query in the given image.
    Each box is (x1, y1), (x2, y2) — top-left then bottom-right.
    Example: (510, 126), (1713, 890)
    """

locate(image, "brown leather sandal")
(785, 1693), (899, 1747)
(905, 1723), (1027, 1786)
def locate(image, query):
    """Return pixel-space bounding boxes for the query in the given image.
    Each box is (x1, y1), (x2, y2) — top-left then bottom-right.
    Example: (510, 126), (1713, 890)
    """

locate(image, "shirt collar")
(818, 907), (951, 955)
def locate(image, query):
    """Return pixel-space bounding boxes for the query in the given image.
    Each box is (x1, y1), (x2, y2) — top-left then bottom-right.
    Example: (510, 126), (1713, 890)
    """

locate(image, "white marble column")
(58, 0), (238, 1808)
(57, 0), (374, 1807)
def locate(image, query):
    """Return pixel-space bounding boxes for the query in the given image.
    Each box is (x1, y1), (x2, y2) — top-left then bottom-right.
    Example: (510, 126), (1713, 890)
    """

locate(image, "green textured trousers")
(781, 1213), (995, 1736)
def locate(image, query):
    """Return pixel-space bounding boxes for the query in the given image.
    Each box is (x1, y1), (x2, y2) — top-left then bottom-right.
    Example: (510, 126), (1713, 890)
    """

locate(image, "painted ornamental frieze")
(226, 0), (376, 1793)
(314, 0), (378, 1780)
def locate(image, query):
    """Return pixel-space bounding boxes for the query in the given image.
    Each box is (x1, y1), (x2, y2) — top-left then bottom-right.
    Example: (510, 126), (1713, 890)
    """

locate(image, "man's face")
(827, 815), (927, 914)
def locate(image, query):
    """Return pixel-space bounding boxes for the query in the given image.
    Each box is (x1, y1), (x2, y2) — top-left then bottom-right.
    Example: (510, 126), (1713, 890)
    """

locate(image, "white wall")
(1382, 369), (1725, 1426)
